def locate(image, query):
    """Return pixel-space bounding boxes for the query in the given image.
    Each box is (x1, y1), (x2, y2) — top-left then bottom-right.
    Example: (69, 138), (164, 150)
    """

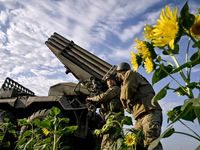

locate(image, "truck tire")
(0, 109), (17, 149)
(19, 109), (51, 139)
(0, 109), (17, 124)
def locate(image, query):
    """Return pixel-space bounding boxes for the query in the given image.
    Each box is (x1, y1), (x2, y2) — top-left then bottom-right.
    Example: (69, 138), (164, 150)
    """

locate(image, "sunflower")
(130, 51), (139, 71)
(143, 24), (155, 41)
(42, 128), (53, 136)
(124, 134), (136, 147)
(134, 38), (151, 60)
(144, 57), (154, 73)
(190, 14), (200, 40)
(152, 6), (179, 50)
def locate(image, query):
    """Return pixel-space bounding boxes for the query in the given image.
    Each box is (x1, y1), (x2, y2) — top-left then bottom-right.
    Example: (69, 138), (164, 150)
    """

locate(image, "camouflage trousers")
(134, 109), (163, 150)
(100, 115), (124, 150)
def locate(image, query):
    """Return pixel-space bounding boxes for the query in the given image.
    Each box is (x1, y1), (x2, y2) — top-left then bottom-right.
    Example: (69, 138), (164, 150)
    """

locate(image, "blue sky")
(0, 0), (199, 149)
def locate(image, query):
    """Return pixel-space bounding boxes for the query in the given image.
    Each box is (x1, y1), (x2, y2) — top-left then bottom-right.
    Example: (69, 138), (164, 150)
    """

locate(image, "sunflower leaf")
(151, 82), (171, 106)
(152, 64), (173, 85)
(148, 126), (174, 150)
(180, 1), (195, 30)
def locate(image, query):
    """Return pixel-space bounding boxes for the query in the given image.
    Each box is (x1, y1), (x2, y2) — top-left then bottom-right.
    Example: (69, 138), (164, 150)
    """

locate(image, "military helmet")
(116, 62), (130, 71)
(105, 74), (116, 80)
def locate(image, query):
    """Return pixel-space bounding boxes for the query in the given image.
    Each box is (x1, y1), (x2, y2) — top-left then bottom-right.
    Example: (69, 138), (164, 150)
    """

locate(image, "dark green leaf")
(121, 116), (132, 126)
(192, 41), (200, 48)
(170, 62), (191, 74)
(180, 2), (195, 30)
(8, 127), (17, 134)
(108, 115), (115, 122)
(18, 118), (28, 126)
(180, 2), (189, 19)
(190, 50), (200, 61)
(186, 82), (197, 89)
(146, 41), (157, 59)
(174, 24), (183, 44)
(181, 95), (200, 124)
(36, 120), (51, 128)
(129, 128), (145, 140)
(167, 109), (177, 123)
(173, 86), (188, 96)
(60, 118), (70, 123)
(2, 141), (10, 148)
(136, 54), (142, 66)
(109, 138), (123, 150)
(168, 102), (196, 126)
(110, 127), (121, 137)
(4, 118), (9, 122)
(50, 106), (61, 116)
(163, 128), (175, 138)
(194, 108), (200, 125)
(15, 138), (27, 148)
(151, 82), (171, 105)
(171, 44), (179, 54)
(148, 126), (174, 150)
(62, 126), (78, 134)
(152, 64), (173, 85)
(23, 130), (32, 138)
(44, 137), (51, 143)
(156, 56), (162, 63)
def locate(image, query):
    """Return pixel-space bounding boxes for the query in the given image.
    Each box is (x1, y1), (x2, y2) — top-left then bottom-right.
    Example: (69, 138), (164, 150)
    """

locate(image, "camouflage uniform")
(120, 70), (163, 150)
(90, 85), (124, 150)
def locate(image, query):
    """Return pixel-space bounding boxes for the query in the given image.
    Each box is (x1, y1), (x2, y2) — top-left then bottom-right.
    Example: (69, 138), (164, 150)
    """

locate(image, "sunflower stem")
(174, 131), (200, 141)
(161, 59), (176, 68)
(161, 66), (189, 97)
(185, 32), (200, 49)
(179, 120), (200, 139)
(163, 48), (193, 98)
(186, 38), (191, 78)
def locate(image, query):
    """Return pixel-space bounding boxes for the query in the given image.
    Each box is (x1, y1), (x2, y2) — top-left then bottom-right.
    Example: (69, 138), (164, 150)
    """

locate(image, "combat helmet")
(105, 74), (116, 81)
(116, 62), (130, 71)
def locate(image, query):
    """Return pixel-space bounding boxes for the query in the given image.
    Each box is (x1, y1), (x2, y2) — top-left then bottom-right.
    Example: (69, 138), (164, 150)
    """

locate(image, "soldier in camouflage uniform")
(86, 74), (124, 150)
(116, 62), (163, 150)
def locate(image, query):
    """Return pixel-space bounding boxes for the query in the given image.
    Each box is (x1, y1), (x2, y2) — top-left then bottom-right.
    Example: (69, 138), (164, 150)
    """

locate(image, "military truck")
(0, 32), (118, 149)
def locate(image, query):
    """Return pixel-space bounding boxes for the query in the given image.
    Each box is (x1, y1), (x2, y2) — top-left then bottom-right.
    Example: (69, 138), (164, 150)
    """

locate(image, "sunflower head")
(144, 57), (154, 73)
(134, 38), (151, 60)
(124, 134), (136, 147)
(152, 6), (179, 50)
(190, 14), (200, 40)
(130, 51), (139, 72)
(143, 24), (155, 41)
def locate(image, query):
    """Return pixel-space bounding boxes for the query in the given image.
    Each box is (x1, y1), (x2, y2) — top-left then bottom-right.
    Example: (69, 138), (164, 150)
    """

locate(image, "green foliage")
(0, 118), (18, 149)
(93, 113), (145, 150)
(179, 2), (195, 30)
(130, 2), (200, 149)
(16, 107), (78, 150)
(148, 127), (174, 150)
(152, 64), (173, 85)
(151, 82), (171, 105)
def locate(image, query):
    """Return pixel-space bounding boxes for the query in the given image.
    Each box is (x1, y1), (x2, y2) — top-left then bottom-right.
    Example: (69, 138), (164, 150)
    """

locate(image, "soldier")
(86, 74), (124, 150)
(116, 62), (163, 150)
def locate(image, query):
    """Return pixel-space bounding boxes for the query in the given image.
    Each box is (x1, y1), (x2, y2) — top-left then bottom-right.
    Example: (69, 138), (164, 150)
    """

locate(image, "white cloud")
(16, 73), (77, 96)
(117, 21), (145, 42)
(191, 66), (200, 73)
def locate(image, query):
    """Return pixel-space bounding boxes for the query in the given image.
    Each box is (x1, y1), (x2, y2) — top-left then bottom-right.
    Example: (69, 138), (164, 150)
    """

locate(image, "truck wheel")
(0, 109), (17, 149)
(19, 109), (51, 139)
(19, 109), (64, 140)
(0, 109), (17, 124)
